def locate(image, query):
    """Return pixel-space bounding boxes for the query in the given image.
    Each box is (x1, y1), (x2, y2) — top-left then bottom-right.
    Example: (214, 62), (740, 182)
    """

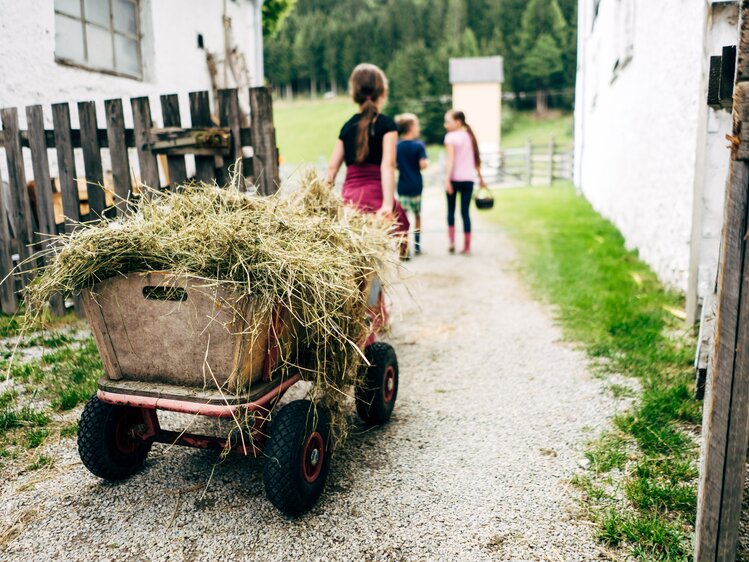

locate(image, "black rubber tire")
(263, 400), (331, 516)
(356, 342), (399, 426)
(77, 395), (152, 481)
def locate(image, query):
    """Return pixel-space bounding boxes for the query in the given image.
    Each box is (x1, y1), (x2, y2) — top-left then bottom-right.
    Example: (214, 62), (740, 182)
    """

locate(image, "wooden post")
(188, 91), (217, 184)
(525, 138), (533, 186)
(26, 105), (64, 316)
(131, 97), (160, 193)
(217, 88), (243, 187)
(249, 86), (280, 195)
(52, 103), (80, 233)
(77, 101), (106, 219)
(0, 165), (18, 314)
(52, 102), (83, 315)
(695, 5), (749, 560)
(159, 94), (187, 189)
(2, 107), (37, 284)
(548, 136), (556, 186)
(104, 98), (133, 215)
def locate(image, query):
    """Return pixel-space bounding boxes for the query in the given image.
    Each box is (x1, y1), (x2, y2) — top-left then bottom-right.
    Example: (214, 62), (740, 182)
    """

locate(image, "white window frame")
(54, 0), (143, 80)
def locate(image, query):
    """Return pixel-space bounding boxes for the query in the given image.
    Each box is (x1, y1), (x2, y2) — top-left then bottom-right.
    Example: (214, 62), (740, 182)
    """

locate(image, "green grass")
(0, 334), (101, 456)
(489, 185), (699, 561)
(501, 111), (573, 148)
(273, 96), (573, 164)
(274, 96), (357, 164)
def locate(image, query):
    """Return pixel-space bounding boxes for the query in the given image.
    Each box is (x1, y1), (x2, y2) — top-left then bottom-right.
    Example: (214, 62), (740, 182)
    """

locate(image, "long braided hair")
(349, 63), (388, 164)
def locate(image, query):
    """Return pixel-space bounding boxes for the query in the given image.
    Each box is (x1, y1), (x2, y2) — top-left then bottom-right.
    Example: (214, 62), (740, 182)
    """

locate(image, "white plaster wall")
(0, 0), (263, 183)
(575, 0), (709, 293)
(696, 4), (737, 298)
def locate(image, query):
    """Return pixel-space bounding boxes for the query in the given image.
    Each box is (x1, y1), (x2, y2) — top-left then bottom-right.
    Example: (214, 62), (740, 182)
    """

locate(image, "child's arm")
(419, 158), (428, 170)
(419, 143), (428, 170)
(444, 142), (455, 195)
(325, 140), (345, 184)
(378, 131), (398, 216)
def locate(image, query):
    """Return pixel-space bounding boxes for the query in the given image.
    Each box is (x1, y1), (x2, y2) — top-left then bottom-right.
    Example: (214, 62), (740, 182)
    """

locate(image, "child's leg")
(459, 182), (474, 254)
(414, 214), (422, 253)
(446, 186), (457, 251)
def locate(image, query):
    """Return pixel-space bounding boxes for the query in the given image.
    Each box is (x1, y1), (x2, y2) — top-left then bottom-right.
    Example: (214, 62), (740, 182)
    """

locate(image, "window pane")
(55, 0), (81, 17)
(55, 14), (85, 62)
(113, 0), (136, 34)
(86, 24), (114, 69)
(84, 0), (110, 26)
(115, 34), (140, 75)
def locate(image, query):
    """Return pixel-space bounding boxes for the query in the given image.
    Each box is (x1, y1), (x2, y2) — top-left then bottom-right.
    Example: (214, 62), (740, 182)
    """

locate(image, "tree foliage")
(263, 0), (577, 134)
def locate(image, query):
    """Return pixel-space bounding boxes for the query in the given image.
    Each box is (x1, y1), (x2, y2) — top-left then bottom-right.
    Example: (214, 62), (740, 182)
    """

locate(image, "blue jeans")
(447, 181), (473, 233)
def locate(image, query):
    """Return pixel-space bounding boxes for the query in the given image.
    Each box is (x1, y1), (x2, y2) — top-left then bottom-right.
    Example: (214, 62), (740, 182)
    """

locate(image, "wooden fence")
(695, 5), (749, 560)
(480, 137), (574, 187)
(0, 86), (278, 316)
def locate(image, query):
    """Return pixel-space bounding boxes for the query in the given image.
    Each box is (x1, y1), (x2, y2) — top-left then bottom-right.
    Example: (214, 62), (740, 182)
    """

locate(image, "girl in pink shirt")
(443, 110), (484, 255)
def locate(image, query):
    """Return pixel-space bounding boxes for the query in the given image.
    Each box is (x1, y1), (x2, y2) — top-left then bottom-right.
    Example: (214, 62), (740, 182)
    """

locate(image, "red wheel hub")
(114, 410), (145, 454)
(301, 432), (325, 483)
(383, 365), (396, 403)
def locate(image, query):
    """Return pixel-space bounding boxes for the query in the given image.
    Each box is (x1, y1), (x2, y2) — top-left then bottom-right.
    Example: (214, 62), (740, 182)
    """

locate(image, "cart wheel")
(356, 342), (399, 426)
(263, 400), (331, 516)
(78, 395), (152, 481)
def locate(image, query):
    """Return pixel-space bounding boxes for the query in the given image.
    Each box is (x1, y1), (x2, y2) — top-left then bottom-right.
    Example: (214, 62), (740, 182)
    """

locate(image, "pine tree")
(522, 34), (564, 114)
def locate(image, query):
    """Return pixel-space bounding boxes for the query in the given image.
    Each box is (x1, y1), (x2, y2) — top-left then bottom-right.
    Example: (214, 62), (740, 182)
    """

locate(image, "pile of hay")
(24, 173), (398, 443)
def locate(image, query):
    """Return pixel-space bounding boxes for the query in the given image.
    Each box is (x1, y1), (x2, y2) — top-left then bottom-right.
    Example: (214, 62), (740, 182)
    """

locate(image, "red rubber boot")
(448, 226), (456, 254)
(461, 233), (472, 255)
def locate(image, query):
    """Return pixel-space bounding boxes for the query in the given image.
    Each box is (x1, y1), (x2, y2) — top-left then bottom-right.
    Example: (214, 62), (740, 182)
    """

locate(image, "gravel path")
(0, 188), (622, 561)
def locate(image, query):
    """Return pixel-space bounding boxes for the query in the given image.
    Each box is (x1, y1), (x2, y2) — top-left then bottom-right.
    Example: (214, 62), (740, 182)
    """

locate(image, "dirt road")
(0, 187), (621, 561)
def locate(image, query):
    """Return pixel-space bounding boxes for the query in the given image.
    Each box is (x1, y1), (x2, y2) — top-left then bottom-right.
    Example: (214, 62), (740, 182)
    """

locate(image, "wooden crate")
(82, 272), (271, 392)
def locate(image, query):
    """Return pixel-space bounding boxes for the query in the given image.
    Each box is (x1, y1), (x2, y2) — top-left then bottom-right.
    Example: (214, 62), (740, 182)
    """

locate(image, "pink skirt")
(343, 163), (409, 234)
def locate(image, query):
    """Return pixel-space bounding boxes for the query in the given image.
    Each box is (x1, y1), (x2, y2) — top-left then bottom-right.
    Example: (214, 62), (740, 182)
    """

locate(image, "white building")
(574, 0), (739, 321)
(0, 0), (265, 190)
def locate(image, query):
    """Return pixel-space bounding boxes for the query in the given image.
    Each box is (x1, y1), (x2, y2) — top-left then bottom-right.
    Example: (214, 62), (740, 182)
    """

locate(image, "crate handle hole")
(143, 286), (188, 302)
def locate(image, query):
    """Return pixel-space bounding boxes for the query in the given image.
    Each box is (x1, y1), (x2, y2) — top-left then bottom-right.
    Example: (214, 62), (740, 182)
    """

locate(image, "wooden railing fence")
(0, 86), (279, 316)
(480, 137), (574, 187)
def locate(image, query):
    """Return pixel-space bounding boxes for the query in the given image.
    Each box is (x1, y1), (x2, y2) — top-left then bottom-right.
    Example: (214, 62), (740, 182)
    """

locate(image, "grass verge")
(489, 184), (700, 561)
(0, 321), (101, 462)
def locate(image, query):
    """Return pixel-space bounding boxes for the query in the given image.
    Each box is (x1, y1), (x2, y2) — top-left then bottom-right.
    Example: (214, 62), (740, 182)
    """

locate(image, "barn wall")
(574, 0), (726, 296)
(0, 0), (263, 126)
(0, 0), (263, 183)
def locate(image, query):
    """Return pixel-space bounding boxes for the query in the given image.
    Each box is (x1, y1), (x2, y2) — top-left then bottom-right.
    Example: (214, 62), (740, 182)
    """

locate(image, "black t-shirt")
(338, 113), (397, 166)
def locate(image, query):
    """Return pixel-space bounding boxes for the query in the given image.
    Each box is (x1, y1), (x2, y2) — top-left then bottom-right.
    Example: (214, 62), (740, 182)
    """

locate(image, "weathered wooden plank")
(189, 91), (216, 183)
(159, 94), (188, 189)
(709, 55), (723, 109)
(1, 107), (36, 284)
(249, 87), (279, 195)
(104, 98), (132, 215)
(695, 159), (749, 561)
(0, 165), (18, 313)
(51, 103), (80, 232)
(0, 127), (250, 150)
(52, 103), (84, 315)
(721, 46), (738, 110)
(218, 89), (242, 186)
(738, 4), (749, 82)
(77, 101), (106, 219)
(26, 105), (64, 316)
(147, 127), (231, 155)
(732, 82), (749, 161)
(130, 97), (160, 192)
(716, 217), (749, 559)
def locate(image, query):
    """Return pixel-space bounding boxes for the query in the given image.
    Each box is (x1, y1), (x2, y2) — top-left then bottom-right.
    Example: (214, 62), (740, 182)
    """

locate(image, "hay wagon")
(76, 271), (399, 516)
